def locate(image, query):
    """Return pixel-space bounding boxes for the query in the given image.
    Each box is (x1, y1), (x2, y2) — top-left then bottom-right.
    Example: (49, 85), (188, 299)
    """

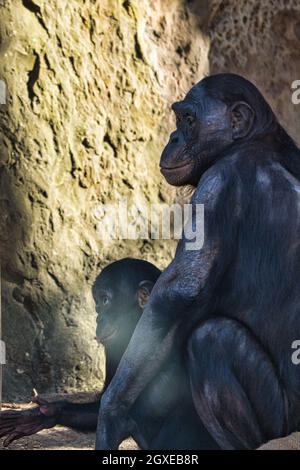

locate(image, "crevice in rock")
(22, 0), (50, 36)
(82, 137), (92, 149)
(69, 56), (77, 75)
(27, 52), (40, 103)
(103, 132), (118, 158)
(69, 149), (82, 178)
(23, 295), (41, 324)
(122, 178), (134, 190)
(44, 53), (56, 75)
(49, 120), (60, 153)
(47, 270), (66, 292)
(22, 0), (40, 14)
(134, 33), (145, 62)
(122, 0), (131, 13)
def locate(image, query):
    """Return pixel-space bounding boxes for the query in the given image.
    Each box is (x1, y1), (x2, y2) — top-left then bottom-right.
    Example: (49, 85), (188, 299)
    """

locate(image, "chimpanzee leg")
(149, 401), (220, 450)
(187, 317), (289, 450)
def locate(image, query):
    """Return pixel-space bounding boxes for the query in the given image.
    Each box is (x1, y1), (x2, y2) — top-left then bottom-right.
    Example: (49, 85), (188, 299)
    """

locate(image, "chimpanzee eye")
(186, 114), (195, 126)
(176, 115), (182, 127)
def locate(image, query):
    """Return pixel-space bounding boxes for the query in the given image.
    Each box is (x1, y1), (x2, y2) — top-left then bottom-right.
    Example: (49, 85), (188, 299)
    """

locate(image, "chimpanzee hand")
(0, 395), (65, 447)
(96, 406), (127, 450)
(96, 396), (140, 450)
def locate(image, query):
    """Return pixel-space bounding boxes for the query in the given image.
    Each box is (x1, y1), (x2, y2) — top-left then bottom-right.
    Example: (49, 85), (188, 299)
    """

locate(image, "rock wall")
(188, 0), (300, 143)
(0, 0), (299, 400)
(0, 0), (208, 399)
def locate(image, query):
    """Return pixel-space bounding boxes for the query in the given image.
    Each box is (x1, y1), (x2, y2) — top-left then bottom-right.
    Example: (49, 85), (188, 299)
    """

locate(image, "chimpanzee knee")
(187, 317), (288, 449)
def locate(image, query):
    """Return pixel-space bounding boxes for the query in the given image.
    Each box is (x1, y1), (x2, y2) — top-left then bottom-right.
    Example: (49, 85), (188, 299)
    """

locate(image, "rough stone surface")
(0, 0), (208, 400)
(188, 0), (300, 143)
(0, 0), (300, 402)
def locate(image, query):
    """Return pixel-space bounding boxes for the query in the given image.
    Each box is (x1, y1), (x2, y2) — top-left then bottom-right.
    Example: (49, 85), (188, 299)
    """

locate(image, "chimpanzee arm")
(96, 166), (238, 449)
(0, 397), (100, 446)
(57, 400), (100, 431)
(50, 357), (116, 430)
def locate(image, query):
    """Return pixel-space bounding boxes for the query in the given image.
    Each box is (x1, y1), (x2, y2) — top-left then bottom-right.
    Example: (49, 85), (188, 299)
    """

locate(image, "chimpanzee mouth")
(160, 159), (194, 174)
(99, 329), (118, 343)
(97, 329), (118, 343)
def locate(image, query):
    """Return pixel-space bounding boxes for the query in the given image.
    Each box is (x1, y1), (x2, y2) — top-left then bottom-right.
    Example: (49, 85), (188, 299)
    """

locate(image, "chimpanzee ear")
(137, 280), (155, 309)
(230, 101), (255, 139)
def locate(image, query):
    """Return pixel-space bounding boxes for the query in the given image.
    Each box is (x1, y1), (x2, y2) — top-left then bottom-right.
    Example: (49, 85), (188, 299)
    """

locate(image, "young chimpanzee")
(96, 74), (300, 450)
(0, 258), (218, 450)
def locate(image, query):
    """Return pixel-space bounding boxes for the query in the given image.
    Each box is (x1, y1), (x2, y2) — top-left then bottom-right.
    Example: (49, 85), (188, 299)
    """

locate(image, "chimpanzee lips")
(97, 328), (118, 343)
(160, 158), (194, 172)
(160, 159), (195, 186)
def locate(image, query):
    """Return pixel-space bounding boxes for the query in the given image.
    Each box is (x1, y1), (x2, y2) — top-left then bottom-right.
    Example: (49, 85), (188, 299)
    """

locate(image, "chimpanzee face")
(92, 259), (160, 349)
(160, 85), (254, 187)
(93, 285), (117, 344)
(92, 277), (151, 347)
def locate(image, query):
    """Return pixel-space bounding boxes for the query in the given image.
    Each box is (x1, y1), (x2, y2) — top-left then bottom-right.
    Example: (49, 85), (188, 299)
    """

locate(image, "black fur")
(96, 74), (300, 450)
(0, 258), (218, 450)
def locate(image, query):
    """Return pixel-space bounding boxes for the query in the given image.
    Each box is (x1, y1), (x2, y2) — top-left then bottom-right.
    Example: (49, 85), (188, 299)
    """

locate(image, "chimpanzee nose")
(170, 132), (179, 144)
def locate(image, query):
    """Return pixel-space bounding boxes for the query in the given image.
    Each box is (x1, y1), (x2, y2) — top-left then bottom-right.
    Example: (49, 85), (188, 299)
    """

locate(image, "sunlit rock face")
(0, 0), (299, 400)
(0, 0), (208, 399)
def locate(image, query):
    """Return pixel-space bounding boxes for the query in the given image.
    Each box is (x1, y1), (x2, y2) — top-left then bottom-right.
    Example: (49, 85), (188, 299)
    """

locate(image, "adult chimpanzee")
(0, 258), (218, 450)
(96, 73), (300, 450)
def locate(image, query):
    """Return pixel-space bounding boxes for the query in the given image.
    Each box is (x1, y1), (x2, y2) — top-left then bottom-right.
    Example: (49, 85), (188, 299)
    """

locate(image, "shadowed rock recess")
(0, 0), (299, 400)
